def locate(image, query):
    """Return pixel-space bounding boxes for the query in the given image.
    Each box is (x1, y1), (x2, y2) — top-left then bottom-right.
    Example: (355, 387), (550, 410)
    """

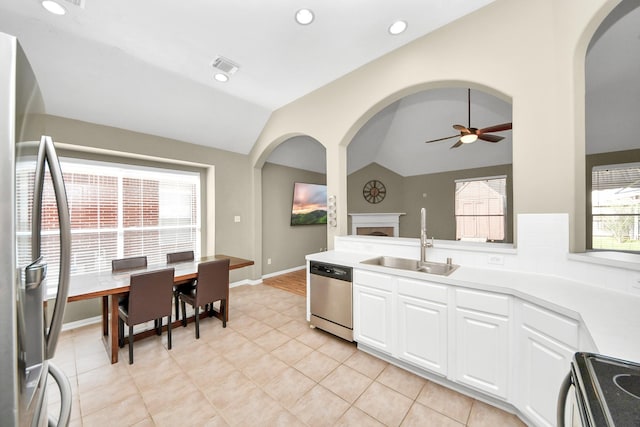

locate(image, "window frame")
(454, 175), (508, 243)
(589, 162), (640, 254)
(17, 154), (205, 292)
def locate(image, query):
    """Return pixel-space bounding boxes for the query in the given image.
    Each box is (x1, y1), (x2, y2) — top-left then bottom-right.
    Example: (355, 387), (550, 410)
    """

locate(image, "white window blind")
(592, 163), (640, 252)
(17, 159), (201, 290)
(454, 175), (506, 242)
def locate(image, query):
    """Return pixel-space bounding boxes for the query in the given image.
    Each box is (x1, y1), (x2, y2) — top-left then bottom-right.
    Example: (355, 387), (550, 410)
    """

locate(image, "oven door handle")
(557, 371), (572, 427)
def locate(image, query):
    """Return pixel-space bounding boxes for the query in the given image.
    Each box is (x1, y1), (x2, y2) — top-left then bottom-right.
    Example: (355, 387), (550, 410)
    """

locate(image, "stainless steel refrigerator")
(0, 32), (72, 426)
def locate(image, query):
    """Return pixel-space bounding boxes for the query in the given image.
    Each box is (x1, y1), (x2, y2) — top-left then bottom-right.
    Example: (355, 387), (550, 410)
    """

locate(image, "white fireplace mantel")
(349, 213), (405, 237)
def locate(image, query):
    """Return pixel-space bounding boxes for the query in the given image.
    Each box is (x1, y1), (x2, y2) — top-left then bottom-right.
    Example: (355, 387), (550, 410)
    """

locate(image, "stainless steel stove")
(560, 352), (640, 426)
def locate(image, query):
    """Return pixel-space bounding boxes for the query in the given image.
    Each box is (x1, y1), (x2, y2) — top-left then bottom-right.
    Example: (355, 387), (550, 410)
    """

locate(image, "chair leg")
(180, 300), (187, 327)
(174, 292), (180, 320)
(118, 317), (124, 348)
(156, 318), (162, 336)
(128, 325), (134, 364)
(195, 305), (200, 339)
(167, 315), (172, 350)
(221, 300), (227, 328)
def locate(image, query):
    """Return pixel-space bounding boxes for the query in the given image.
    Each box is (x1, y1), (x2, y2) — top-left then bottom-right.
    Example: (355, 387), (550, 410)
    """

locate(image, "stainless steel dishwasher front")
(309, 261), (353, 342)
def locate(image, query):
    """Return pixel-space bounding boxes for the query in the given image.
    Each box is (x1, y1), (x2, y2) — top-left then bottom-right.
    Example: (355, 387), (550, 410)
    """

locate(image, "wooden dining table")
(67, 254), (254, 363)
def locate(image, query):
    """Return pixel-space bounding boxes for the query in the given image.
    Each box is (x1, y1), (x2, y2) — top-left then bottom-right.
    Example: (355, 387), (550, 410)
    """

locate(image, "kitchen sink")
(360, 256), (458, 276)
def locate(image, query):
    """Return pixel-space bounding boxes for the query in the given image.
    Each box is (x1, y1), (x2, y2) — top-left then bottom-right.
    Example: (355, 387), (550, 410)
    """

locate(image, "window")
(455, 176), (506, 242)
(16, 158), (201, 289)
(592, 163), (640, 252)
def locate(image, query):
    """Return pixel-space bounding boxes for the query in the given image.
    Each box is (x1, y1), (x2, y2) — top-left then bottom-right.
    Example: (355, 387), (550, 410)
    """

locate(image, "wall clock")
(363, 180), (386, 204)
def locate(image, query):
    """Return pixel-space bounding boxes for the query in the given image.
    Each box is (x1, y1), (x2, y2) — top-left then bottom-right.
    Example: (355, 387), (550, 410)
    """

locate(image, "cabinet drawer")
(522, 302), (578, 348)
(354, 269), (394, 291)
(456, 288), (509, 316)
(398, 277), (448, 304)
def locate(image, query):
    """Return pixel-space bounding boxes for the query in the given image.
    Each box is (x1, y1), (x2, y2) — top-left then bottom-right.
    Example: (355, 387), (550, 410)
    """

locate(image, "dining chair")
(112, 256), (147, 272)
(118, 267), (175, 364)
(178, 258), (229, 339)
(167, 250), (196, 319)
(112, 255), (149, 311)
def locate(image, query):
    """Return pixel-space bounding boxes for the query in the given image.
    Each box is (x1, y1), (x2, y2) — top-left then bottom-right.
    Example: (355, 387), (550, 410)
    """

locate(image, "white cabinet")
(454, 288), (510, 400)
(518, 302), (578, 427)
(353, 270), (395, 354)
(352, 265), (585, 425)
(397, 278), (448, 375)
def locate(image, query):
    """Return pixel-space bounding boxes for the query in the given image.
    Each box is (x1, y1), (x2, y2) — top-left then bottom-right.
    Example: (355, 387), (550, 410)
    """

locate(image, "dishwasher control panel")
(309, 262), (352, 282)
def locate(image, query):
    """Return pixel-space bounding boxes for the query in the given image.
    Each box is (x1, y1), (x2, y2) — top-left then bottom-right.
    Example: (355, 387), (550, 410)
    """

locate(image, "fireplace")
(349, 213), (405, 237)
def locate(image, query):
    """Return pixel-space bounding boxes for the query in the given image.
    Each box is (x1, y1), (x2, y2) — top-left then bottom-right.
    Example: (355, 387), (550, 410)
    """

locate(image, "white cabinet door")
(519, 326), (574, 427)
(454, 307), (509, 399)
(518, 302), (578, 427)
(353, 283), (394, 354)
(397, 278), (448, 375)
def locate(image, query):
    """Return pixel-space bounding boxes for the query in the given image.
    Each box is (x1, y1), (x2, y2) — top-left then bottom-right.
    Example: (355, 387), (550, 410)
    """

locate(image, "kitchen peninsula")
(306, 213), (640, 427)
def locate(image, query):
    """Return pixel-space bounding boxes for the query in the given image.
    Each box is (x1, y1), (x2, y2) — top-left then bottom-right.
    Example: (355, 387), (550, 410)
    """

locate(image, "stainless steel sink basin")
(360, 256), (458, 276)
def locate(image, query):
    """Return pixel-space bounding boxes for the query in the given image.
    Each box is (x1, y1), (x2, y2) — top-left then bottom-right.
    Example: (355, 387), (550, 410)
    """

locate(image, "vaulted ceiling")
(1, 1), (638, 177)
(269, 1), (640, 176)
(0, 0), (493, 154)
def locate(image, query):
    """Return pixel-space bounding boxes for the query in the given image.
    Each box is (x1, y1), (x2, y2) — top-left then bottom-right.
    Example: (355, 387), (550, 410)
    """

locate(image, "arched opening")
(346, 86), (513, 243)
(585, 0), (640, 253)
(261, 136), (327, 274)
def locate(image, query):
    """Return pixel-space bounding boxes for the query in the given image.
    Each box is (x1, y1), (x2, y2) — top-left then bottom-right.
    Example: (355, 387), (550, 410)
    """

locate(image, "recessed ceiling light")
(214, 73), (229, 83)
(41, 0), (67, 15)
(295, 9), (314, 25)
(388, 20), (408, 35)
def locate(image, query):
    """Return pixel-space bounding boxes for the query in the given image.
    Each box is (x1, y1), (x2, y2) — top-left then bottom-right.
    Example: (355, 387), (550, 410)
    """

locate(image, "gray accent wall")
(262, 162), (327, 274)
(347, 163), (513, 242)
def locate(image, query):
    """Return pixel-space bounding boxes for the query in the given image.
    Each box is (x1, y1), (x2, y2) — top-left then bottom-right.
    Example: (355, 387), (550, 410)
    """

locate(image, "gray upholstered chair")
(118, 268), (175, 364)
(178, 258), (229, 339)
(167, 250), (196, 319)
(112, 256), (149, 309)
(112, 256), (147, 272)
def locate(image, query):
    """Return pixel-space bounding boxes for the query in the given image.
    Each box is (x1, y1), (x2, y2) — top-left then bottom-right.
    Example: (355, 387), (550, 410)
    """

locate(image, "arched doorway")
(261, 136), (328, 274)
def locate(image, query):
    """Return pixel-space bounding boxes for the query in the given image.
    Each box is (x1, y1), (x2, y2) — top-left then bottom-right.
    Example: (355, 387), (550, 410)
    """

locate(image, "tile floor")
(48, 284), (527, 426)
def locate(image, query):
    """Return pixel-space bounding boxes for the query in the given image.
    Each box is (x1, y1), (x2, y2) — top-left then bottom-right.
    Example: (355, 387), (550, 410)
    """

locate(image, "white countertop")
(306, 250), (640, 363)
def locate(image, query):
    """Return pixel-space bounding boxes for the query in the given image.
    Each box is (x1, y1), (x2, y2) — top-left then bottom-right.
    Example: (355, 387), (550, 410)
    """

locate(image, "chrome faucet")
(420, 208), (433, 263)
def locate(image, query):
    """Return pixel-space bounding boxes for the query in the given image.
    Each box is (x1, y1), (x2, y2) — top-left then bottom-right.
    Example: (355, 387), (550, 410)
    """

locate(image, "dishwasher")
(309, 261), (353, 342)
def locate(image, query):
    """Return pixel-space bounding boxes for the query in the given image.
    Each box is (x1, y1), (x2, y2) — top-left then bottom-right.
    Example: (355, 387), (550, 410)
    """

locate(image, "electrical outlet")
(488, 255), (505, 265)
(234, 216), (241, 223)
(267, 258), (271, 265)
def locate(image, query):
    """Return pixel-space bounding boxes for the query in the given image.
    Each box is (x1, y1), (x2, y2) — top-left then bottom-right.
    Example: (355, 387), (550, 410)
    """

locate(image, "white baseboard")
(61, 315), (102, 332)
(262, 265), (305, 280)
(230, 278), (262, 287)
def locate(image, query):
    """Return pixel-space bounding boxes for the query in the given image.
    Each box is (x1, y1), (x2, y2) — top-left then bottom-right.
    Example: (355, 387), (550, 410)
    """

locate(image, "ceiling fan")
(424, 88), (512, 149)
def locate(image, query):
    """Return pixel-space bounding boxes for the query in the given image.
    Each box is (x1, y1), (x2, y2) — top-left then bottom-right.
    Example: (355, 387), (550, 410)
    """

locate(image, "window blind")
(17, 159), (201, 291)
(592, 163), (640, 251)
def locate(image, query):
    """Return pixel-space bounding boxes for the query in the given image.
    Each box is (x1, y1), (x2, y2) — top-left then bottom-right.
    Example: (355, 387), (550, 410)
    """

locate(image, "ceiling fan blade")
(453, 124), (469, 132)
(425, 134), (459, 143)
(478, 122), (512, 133)
(478, 134), (505, 143)
(450, 140), (463, 149)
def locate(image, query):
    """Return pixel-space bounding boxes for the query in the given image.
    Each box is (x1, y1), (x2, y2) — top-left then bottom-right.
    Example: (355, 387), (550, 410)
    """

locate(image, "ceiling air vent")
(211, 56), (240, 75)
(62, 0), (86, 8)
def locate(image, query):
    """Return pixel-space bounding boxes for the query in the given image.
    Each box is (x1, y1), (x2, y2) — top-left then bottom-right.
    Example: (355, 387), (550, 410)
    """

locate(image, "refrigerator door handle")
(33, 135), (71, 360)
(24, 256), (46, 290)
(47, 362), (71, 427)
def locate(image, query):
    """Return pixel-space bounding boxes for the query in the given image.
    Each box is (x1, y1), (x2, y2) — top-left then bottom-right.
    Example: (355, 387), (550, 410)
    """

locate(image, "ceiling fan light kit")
(424, 88), (511, 149)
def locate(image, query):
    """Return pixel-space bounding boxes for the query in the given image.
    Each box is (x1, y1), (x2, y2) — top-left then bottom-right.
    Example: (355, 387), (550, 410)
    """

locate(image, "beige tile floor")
(48, 284), (527, 426)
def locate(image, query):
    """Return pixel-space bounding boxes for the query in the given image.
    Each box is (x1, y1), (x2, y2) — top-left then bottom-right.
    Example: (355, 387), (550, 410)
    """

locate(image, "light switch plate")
(234, 216), (241, 223)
